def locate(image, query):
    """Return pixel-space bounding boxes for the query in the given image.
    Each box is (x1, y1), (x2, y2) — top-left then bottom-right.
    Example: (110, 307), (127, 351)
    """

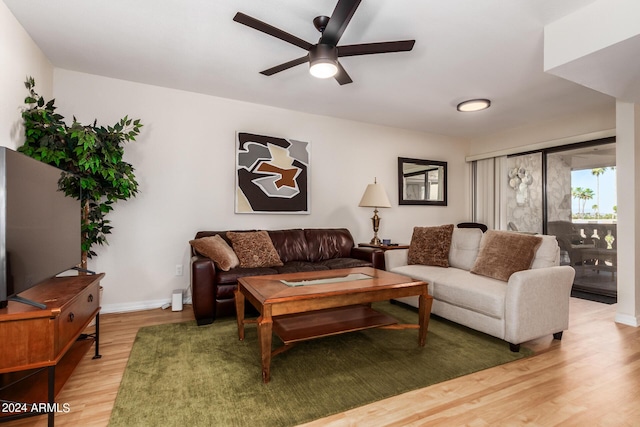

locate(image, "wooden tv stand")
(0, 273), (104, 427)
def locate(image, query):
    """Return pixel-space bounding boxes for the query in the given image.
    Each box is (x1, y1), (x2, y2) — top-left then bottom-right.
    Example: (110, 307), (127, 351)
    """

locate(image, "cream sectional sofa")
(385, 227), (576, 351)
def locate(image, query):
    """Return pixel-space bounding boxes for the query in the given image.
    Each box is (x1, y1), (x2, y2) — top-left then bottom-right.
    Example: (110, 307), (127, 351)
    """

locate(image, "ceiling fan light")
(310, 61), (338, 78)
(309, 44), (338, 79)
(457, 99), (491, 112)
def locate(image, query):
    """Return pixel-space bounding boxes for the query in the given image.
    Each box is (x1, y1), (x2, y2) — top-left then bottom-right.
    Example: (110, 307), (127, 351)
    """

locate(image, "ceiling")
(4, 0), (616, 138)
(552, 142), (616, 170)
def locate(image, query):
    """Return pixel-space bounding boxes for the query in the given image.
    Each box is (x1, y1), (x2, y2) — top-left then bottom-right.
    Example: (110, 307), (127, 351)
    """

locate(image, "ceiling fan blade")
(260, 55), (309, 76)
(233, 12), (312, 51)
(338, 40), (416, 57)
(334, 61), (353, 85)
(320, 0), (362, 46)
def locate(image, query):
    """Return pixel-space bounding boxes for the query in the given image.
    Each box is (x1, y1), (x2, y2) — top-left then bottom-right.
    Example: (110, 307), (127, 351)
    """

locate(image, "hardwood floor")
(3, 297), (639, 426)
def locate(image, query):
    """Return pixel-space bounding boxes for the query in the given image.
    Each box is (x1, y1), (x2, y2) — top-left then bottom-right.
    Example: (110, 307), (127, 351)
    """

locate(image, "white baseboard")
(614, 312), (640, 327)
(101, 295), (193, 315)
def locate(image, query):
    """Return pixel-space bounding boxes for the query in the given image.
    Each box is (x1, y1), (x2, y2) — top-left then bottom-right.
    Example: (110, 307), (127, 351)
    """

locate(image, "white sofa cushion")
(387, 264), (448, 296)
(531, 234), (561, 268)
(448, 227), (483, 270)
(387, 264), (506, 320)
(432, 268), (507, 319)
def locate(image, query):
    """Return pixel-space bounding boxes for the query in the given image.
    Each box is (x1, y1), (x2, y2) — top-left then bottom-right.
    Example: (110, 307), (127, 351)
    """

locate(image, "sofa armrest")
(384, 249), (409, 271)
(190, 255), (217, 325)
(504, 266), (575, 344)
(351, 247), (385, 270)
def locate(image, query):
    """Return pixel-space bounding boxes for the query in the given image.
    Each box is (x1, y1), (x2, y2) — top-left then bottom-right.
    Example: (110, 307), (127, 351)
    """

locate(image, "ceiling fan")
(233, 0), (415, 85)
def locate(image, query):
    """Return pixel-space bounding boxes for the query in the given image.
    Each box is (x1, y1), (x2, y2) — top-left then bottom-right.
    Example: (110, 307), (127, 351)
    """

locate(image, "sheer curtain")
(472, 156), (508, 231)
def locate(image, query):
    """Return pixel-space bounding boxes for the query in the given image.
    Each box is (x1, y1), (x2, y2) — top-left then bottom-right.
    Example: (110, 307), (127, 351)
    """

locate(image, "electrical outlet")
(175, 264), (183, 276)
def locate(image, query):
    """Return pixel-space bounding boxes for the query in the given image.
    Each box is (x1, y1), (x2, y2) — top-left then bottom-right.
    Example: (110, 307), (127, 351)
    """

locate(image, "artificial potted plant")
(18, 77), (142, 269)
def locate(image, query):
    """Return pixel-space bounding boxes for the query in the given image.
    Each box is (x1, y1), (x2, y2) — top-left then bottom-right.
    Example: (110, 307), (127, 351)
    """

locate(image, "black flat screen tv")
(0, 147), (81, 309)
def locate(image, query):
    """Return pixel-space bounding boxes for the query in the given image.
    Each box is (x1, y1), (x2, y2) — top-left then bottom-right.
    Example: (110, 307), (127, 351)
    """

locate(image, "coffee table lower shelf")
(272, 305), (397, 344)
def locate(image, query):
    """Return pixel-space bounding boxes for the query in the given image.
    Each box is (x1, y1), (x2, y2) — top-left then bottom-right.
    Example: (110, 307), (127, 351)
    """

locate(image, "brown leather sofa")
(190, 228), (384, 325)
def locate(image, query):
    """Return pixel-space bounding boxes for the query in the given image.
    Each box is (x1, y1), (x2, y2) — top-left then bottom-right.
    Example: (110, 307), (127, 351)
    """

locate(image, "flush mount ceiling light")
(309, 44), (338, 79)
(457, 99), (491, 112)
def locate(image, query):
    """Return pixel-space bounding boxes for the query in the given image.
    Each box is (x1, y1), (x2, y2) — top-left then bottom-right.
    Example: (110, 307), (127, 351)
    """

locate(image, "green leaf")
(18, 77), (142, 261)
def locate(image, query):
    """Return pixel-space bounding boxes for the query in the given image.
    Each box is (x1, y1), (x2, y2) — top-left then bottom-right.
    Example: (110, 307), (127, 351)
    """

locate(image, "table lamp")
(359, 178), (392, 245)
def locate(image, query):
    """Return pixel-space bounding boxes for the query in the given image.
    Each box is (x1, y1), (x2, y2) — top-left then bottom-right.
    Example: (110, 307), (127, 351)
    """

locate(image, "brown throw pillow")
(407, 224), (455, 267)
(189, 235), (240, 271)
(226, 231), (284, 268)
(471, 230), (543, 281)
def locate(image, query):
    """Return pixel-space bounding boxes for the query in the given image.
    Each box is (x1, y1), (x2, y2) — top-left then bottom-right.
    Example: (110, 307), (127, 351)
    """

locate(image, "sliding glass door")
(546, 141), (617, 299)
(473, 138), (617, 300)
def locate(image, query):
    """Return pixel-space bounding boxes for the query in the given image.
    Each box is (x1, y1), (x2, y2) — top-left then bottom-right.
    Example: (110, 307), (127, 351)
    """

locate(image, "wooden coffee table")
(234, 267), (432, 383)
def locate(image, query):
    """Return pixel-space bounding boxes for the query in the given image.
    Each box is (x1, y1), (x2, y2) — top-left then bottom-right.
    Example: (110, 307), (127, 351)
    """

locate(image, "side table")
(359, 243), (410, 251)
(358, 243), (410, 269)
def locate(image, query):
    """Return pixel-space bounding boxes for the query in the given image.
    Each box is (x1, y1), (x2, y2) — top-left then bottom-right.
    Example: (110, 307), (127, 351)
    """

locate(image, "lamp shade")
(359, 182), (391, 208)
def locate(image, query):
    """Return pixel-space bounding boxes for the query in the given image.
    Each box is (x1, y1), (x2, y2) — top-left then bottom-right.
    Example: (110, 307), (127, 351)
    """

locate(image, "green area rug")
(109, 302), (532, 427)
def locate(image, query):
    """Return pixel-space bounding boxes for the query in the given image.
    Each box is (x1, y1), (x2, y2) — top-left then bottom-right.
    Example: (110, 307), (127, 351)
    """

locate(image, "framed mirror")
(398, 157), (447, 206)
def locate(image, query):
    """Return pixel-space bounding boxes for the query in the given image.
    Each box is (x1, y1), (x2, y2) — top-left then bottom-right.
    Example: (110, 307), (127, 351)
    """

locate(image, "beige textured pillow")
(407, 224), (454, 267)
(189, 235), (240, 271)
(471, 230), (543, 281)
(226, 231), (284, 268)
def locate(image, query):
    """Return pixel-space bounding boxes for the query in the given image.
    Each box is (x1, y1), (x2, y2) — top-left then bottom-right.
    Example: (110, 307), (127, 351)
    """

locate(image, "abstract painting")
(235, 132), (310, 214)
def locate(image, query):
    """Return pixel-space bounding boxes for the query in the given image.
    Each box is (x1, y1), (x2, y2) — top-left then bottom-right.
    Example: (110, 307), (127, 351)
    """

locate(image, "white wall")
(544, 0), (640, 71)
(615, 101), (640, 326)
(0, 1), (53, 148)
(544, 0), (640, 104)
(52, 69), (469, 312)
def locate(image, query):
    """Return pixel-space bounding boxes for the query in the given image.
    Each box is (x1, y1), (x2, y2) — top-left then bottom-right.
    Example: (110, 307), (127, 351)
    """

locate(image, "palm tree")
(591, 168), (607, 219)
(581, 188), (595, 217)
(572, 187), (595, 218)
(572, 187), (584, 217)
